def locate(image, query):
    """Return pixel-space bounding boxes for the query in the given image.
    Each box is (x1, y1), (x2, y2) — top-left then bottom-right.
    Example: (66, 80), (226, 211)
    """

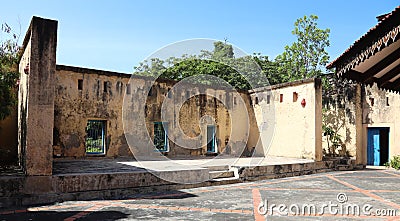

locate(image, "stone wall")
(0, 108), (18, 166)
(54, 65), (258, 158)
(54, 66), (132, 157)
(322, 81), (400, 165)
(54, 67), (326, 160)
(13, 16), (324, 163)
(361, 84), (400, 161)
(322, 83), (361, 158)
(17, 17), (57, 175)
(250, 78), (323, 160)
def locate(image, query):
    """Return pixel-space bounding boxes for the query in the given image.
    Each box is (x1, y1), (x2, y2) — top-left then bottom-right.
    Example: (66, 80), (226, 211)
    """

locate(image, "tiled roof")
(327, 6), (400, 69)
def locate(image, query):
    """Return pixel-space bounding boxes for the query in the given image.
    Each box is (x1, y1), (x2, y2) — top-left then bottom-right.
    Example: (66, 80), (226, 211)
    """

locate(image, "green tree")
(0, 23), (19, 121)
(253, 54), (284, 85)
(134, 41), (255, 90)
(276, 15), (330, 80)
(134, 15), (331, 88)
(212, 41), (234, 60)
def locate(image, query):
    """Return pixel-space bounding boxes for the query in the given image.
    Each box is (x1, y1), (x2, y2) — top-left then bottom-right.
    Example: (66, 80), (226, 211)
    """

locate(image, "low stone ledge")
(238, 160), (358, 180)
(0, 160), (363, 207)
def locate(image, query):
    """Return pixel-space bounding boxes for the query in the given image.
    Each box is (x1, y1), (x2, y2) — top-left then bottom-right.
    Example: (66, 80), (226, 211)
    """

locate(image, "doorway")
(154, 122), (168, 152)
(206, 125), (216, 153)
(85, 120), (106, 155)
(367, 127), (389, 166)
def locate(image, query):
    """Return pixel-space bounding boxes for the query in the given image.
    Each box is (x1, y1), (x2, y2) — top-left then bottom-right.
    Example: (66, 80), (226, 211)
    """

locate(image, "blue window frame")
(154, 122), (168, 152)
(207, 125), (216, 153)
(85, 120), (106, 155)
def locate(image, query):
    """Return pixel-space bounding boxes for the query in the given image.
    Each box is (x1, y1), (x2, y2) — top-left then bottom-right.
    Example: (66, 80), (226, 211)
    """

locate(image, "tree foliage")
(212, 41), (234, 60)
(134, 15), (330, 89)
(0, 23), (19, 121)
(254, 15), (331, 87)
(252, 54), (284, 85)
(134, 41), (261, 90)
(275, 15), (330, 80)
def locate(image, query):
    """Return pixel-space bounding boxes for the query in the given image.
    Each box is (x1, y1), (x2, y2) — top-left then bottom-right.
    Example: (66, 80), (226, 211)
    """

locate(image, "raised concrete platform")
(0, 156), (358, 208)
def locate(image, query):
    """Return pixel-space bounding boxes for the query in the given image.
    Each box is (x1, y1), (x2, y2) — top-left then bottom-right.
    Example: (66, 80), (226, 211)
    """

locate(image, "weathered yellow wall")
(0, 108), (18, 165)
(322, 82), (400, 165)
(8, 62), (322, 161)
(322, 84), (360, 158)
(239, 93), (262, 156)
(17, 17), (57, 175)
(250, 79), (322, 160)
(54, 67), (132, 157)
(54, 66), (257, 158)
(362, 84), (400, 162)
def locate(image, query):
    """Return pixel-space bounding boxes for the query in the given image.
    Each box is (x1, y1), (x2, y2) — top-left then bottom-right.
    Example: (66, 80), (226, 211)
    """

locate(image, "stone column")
(314, 78), (323, 161)
(354, 84), (364, 166)
(18, 17), (58, 175)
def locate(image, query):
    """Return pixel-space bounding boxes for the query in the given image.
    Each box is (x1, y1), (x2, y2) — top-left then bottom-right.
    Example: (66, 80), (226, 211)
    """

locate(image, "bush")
(1, 23), (19, 121)
(385, 155), (400, 170)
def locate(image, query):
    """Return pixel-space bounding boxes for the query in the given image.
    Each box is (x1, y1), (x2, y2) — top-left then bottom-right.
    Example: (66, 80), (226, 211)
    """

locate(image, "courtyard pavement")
(1, 168), (400, 220)
(53, 156), (313, 174)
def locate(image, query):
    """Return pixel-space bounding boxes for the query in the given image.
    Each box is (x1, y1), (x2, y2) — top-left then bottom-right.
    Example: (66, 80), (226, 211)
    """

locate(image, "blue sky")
(1, 1), (399, 73)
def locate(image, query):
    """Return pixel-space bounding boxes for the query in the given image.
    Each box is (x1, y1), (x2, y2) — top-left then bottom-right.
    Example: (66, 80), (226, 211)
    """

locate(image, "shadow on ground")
(128, 190), (198, 200)
(0, 211), (129, 221)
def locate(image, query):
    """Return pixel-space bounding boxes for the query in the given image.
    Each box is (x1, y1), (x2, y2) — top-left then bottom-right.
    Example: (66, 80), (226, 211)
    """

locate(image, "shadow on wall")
(361, 85), (376, 125)
(322, 78), (358, 158)
(322, 107), (348, 157)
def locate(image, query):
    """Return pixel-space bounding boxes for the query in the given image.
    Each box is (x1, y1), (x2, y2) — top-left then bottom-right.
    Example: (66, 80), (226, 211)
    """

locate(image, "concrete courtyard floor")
(1, 168), (400, 220)
(53, 156), (314, 175)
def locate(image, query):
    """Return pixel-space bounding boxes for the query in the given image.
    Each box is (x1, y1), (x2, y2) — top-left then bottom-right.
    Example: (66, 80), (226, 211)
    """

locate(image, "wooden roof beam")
(370, 63), (400, 86)
(390, 76), (400, 91)
(361, 47), (400, 82)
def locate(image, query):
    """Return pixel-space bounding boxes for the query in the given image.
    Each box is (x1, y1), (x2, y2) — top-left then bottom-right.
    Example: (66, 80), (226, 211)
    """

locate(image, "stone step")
(205, 165), (230, 171)
(337, 164), (353, 171)
(209, 170), (235, 179)
(211, 176), (240, 183)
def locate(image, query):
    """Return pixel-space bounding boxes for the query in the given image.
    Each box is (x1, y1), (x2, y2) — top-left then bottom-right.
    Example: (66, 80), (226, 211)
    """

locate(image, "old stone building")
(4, 16), (324, 176)
(52, 59), (322, 161)
(328, 6), (400, 166)
(4, 7), (399, 178)
(53, 65), (261, 158)
(3, 8), (400, 208)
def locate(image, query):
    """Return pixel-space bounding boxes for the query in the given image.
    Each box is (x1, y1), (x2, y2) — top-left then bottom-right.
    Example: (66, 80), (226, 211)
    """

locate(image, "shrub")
(385, 155), (400, 170)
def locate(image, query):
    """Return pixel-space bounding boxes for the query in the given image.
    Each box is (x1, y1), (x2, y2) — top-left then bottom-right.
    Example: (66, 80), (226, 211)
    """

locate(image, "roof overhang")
(328, 6), (400, 92)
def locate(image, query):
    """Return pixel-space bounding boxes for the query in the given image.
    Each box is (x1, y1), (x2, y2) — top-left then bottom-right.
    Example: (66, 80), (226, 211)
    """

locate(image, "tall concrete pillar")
(314, 78), (323, 161)
(18, 17), (58, 175)
(354, 84), (364, 165)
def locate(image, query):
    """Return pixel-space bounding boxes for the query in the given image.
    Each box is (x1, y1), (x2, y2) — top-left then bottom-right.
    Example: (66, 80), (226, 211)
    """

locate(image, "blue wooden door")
(367, 128), (380, 166)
